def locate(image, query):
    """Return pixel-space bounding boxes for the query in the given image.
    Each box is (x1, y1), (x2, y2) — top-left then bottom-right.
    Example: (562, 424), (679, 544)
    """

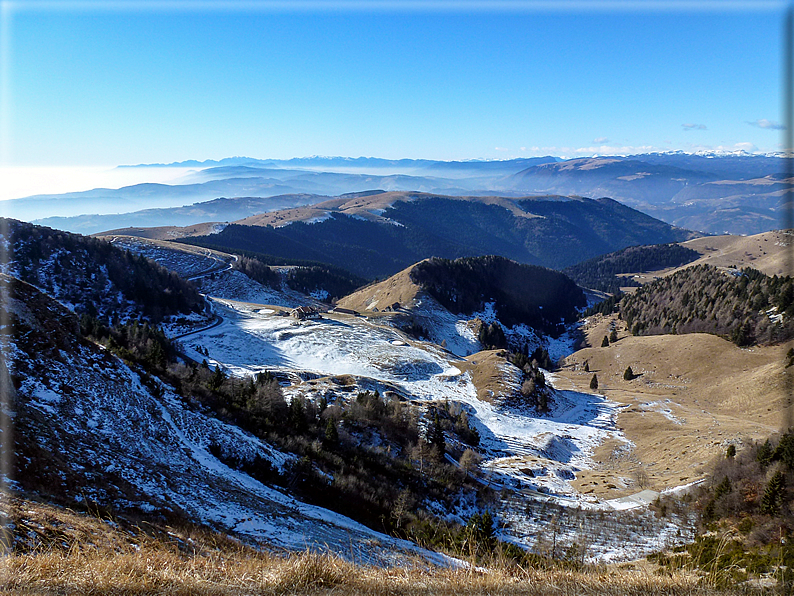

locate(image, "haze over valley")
(4, 152), (789, 237)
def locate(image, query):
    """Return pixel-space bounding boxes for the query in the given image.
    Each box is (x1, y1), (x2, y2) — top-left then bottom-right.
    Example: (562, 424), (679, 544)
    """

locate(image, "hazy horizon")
(1, 1), (786, 170)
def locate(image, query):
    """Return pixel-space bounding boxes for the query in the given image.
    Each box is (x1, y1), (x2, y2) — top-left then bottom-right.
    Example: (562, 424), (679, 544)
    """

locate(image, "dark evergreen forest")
(620, 264), (794, 345)
(6, 219), (203, 323)
(410, 256), (586, 334)
(563, 243), (700, 294)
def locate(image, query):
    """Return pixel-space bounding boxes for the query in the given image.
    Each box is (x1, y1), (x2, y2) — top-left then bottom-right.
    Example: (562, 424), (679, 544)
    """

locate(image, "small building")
(332, 306), (359, 316)
(291, 306), (320, 320)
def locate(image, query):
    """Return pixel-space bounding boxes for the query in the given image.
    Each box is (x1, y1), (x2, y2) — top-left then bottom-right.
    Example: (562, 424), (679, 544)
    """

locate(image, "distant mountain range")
(500, 155), (789, 235)
(121, 155), (560, 178)
(6, 152), (789, 236)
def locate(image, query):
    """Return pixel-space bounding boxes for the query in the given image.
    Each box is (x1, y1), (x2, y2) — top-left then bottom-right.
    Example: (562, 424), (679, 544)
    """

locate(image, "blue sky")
(1, 1), (788, 165)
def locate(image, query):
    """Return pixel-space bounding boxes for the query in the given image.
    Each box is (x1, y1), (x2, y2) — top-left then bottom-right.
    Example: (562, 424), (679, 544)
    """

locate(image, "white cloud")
(731, 142), (759, 152)
(747, 119), (786, 130)
(592, 137), (609, 144)
(494, 146), (509, 152)
(682, 123), (707, 131)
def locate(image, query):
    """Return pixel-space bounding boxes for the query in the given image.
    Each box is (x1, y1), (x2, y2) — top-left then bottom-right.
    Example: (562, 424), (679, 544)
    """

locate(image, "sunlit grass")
(1, 498), (751, 596)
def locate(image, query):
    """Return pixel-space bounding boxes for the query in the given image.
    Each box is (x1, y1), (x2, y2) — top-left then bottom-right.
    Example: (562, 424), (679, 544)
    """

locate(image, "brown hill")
(621, 230), (792, 287)
(234, 191), (542, 228)
(679, 230), (791, 276)
(336, 262), (423, 313)
(97, 222), (224, 240)
(555, 313), (789, 499)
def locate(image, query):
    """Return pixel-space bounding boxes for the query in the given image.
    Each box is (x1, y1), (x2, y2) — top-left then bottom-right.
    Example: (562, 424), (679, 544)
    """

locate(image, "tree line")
(563, 243), (700, 294)
(619, 264), (794, 346)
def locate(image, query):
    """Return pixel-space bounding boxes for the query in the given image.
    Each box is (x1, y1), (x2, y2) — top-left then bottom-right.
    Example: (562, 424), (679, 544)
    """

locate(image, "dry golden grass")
(2, 544), (748, 596)
(557, 313), (788, 499)
(459, 349), (519, 404)
(0, 499), (756, 596)
(679, 230), (790, 277)
(336, 262), (424, 313)
(95, 223), (223, 240)
(0, 497), (752, 595)
(617, 230), (792, 291)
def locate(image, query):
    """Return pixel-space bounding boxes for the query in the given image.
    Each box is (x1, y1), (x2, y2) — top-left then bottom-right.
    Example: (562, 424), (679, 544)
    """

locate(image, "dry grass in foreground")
(1, 547), (751, 596)
(2, 498), (754, 596)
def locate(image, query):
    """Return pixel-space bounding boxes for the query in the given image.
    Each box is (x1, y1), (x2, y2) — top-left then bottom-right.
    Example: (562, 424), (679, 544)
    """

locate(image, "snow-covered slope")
(183, 299), (621, 501)
(7, 276), (457, 566)
(109, 235), (329, 311)
(177, 298), (693, 560)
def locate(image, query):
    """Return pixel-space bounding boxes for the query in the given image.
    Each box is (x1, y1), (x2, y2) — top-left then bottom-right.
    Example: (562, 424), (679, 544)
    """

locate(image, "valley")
(4, 191), (794, 588)
(80, 236), (720, 560)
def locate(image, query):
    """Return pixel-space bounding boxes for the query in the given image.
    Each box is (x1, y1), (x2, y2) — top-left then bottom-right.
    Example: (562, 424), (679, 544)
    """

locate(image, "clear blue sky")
(2, 1), (788, 165)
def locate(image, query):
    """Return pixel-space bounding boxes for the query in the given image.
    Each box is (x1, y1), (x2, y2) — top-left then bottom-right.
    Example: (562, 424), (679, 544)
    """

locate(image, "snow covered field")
(185, 300), (624, 503)
(178, 298), (695, 561)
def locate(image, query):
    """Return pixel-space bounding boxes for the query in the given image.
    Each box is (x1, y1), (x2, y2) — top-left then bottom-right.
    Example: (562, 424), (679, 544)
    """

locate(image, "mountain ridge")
(176, 192), (699, 278)
(8, 152), (788, 235)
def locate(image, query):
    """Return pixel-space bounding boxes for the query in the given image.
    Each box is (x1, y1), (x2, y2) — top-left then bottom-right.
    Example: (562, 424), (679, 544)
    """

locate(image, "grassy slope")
(336, 262), (422, 312)
(619, 230), (791, 289)
(5, 497), (739, 596)
(553, 313), (788, 500)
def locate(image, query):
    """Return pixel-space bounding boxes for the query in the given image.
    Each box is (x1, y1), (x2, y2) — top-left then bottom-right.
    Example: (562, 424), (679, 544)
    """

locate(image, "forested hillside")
(410, 256), (585, 334)
(285, 266), (364, 301)
(620, 264), (794, 345)
(180, 194), (697, 279)
(2, 219), (203, 323)
(564, 243), (700, 294)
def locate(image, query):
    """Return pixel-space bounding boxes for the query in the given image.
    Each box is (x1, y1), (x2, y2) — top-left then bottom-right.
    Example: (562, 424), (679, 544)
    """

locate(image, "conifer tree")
(760, 471), (786, 515)
(290, 397), (308, 433)
(323, 418), (339, 449)
(609, 328), (618, 343)
(589, 373), (599, 390)
(623, 366), (634, 381)
(758, 439), (774, 468)
(208, 365), (226, 392)
(428, 411), (446, 453)
(714, 476), (732, 500)
(601, 335), (610, 347)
